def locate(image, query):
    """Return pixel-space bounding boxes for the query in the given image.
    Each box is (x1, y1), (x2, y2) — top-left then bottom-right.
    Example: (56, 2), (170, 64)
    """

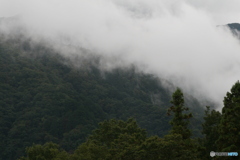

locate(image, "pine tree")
(200, 106), (221, 159)
(165, 88), (201, 160)
(167, 88), (192, 139)
(216, 81), (240, 153)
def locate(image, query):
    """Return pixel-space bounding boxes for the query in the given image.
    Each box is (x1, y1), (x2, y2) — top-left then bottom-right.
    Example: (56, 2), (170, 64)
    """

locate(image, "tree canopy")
(0, 41), (204, 159)
(168, 88), (192, 139)
(216, 81), (240, 153)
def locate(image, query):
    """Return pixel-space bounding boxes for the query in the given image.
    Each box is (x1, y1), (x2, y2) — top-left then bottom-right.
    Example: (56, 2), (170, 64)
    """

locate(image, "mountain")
(2, 18), (239, 160)
(0, 34), (205, 159)
(227, 23), (240, 31)
(227, 23), (240, 38)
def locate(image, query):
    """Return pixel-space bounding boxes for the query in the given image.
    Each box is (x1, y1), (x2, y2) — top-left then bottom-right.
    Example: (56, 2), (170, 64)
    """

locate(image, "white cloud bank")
(1, 0), (240, 108)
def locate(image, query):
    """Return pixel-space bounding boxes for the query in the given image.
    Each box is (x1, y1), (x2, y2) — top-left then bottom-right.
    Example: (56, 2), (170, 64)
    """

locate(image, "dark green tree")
(0, 37), (205, 159)
(72, 118), (147, 160)
(168, 88), (192, 139)
(165, 88), (201, 159)
(70, 141), (109, 160)
(216, 81), (240, 153)
(18, 142), (69, 160)
(139, 134), (200, 160)
(200, 106), (221, 159)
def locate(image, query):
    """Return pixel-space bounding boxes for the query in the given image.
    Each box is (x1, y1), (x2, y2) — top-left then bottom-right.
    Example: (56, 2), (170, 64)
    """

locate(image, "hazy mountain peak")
(225, 23), (240, 39)
(227, 23), (240, 31)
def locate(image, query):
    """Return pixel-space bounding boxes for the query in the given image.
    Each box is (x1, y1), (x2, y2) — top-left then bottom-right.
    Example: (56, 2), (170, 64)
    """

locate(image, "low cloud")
(1, 0), (240, 108)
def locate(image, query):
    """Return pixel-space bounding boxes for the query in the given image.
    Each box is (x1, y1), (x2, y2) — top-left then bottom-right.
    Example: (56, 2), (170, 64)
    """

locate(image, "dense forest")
(17, 81), (240, 160)
(0, 37), (205, 159)
(0, 23), (240, 159)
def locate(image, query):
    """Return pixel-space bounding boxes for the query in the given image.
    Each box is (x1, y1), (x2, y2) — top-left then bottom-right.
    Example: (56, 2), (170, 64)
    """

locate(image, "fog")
(1, 0), (240, 108)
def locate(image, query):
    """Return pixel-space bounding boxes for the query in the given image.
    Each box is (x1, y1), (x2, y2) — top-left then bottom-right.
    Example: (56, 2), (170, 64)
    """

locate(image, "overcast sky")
(1, 0), (240, 108)
(1, 0), (240, 24)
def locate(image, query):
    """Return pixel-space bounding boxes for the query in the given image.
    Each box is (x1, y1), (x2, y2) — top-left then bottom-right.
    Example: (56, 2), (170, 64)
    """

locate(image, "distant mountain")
(1, 16), (240, 160)
(227, 23), (240, 31)
(0, 33), (205, 159)
(227, 23), (240, 38)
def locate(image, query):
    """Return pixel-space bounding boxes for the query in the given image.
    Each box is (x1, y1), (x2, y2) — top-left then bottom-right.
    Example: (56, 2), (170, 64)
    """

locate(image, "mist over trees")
(0, 16), (240, 159)
(0, 38), (205, 160)
(2, 0), (240, 107)
(0, 38), (240, 159)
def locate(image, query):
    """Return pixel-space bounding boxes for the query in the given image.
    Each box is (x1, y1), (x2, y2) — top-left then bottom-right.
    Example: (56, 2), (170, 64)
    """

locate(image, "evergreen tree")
(18, 142), (69, 160)
(73, 118), (147, 160)
(200, 106), (221, 159)
(164, 88), (201, 159)
(168, 88), (192, 139)
(216, 81), (240, 153)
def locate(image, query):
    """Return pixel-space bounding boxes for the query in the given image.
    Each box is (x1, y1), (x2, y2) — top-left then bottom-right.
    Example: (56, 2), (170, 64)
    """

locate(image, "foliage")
(216, 81), (240, 154)
(1, 23), (240, 160)
(18, 81), (240, 159)
(72, 118), (146, 160)
(0, 39), (204, 159)
(168, 88), (192, 139)
(199, 106), (221, 159)
(18, 142), (69, 160)
(19, 118), (201, 160)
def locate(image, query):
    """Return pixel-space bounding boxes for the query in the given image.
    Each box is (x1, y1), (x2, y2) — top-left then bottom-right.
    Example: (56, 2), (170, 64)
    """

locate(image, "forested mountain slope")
(0, 38), (204, 159)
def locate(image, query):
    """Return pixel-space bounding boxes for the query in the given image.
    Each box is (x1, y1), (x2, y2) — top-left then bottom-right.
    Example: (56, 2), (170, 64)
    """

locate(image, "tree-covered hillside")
(0, 38), (205, 159)
(18, 82), (240, 160)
